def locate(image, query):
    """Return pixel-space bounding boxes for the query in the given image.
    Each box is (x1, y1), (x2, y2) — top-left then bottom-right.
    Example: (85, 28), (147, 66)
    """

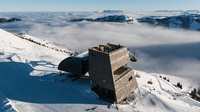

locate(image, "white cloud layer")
(0, 12), (200, 81)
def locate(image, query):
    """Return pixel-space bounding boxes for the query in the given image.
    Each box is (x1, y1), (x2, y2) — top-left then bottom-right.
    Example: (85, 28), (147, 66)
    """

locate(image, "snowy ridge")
(0, 29), (200, 112)
(0, 29), (75, 64)
(13, 33), (76, 55)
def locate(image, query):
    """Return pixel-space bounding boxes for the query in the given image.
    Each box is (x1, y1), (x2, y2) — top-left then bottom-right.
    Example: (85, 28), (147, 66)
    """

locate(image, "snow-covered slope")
(0, 29), (116, 112)
(0, 29), (74, 64)
(0, 29), (200, 112)
(126, 71), (200, 112)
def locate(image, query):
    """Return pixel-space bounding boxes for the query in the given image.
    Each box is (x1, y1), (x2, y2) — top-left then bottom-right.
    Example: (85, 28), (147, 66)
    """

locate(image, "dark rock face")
(69, 15), (133, 23)
(94, 15), (126, 22)
(137, 14), (200, 31)
(69, 18), (93, 22)
(0, 18), (7, 23)
(0, 18), (21, 23)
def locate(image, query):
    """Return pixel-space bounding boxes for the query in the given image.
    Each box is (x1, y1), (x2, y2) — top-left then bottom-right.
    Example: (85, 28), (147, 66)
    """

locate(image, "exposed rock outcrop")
(0, 18), (21, 23)
(69, 15), (135, 23)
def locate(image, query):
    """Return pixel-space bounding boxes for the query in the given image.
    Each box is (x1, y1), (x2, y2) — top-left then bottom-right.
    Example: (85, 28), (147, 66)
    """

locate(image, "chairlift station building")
(58, 43), (138, 103)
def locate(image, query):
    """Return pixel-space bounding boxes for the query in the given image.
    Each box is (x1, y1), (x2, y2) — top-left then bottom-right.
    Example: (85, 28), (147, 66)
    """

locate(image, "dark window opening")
(129, 76), (133, 81)
(114, 66), (128, 75)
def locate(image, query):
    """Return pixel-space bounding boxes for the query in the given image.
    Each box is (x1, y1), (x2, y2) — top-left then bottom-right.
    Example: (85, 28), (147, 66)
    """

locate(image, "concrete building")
(89, 43), (138, 103)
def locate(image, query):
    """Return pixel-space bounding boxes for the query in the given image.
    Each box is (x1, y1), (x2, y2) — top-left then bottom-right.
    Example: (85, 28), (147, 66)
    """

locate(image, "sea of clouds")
(0, 12), (200, 83)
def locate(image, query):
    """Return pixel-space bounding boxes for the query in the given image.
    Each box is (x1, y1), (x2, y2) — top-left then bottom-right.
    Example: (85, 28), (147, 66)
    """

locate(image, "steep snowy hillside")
(0, 29), (200, 112)
(0, 29), (74, 64)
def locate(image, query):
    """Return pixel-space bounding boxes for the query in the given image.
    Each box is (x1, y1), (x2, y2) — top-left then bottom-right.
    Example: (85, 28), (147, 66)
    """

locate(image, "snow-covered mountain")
(155, 10), (200, 14)
(0, 28), (200, 112)
(70, 15), (137, 24)
(0, 18), (21, 23)
(138, 14), (200, 31)
(102, 10), (123, 13)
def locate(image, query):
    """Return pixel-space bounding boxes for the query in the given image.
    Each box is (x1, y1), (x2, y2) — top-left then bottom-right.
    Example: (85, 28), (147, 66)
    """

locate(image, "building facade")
(89, 43), (138, 103)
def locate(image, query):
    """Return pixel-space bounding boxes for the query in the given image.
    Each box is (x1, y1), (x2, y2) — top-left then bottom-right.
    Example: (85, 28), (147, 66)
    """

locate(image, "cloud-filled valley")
(0, 12), (200, 82)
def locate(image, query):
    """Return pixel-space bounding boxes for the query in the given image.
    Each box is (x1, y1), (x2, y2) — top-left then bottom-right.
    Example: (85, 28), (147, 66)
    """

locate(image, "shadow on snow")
(0, 61), (107, 105)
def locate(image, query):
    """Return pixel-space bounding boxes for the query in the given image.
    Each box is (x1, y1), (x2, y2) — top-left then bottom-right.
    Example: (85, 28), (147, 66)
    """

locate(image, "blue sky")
(0, 0), (200, 12)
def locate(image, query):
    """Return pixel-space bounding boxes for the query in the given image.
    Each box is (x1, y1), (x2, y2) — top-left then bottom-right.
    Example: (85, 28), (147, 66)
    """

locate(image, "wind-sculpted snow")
(0, 93), (16, 112)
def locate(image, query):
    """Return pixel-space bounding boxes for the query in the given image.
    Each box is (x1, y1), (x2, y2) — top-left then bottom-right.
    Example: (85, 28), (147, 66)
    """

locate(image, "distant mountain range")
(0, 18), (21, 23)
(1, 12), (200, 31)
(137, 14), (200, 31)
(155, 10), (200, 13)
(69, 14), (200, 31)
(103, 10), (123, 13)
(69, 15), (135, 23)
